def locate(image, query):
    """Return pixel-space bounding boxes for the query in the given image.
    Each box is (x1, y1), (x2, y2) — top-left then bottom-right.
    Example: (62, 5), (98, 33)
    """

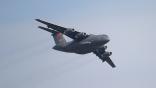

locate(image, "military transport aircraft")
(36, 19), (115, 68)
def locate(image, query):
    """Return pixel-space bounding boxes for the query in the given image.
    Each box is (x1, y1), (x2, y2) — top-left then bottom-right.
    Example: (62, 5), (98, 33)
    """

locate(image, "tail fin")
(52, 33), (67, 47)
(38, 26), (67, 47)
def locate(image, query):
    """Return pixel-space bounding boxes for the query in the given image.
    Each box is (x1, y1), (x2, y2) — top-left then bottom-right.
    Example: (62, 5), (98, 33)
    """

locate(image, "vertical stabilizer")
(52, 33), (67, 47)
(38, 26), (66, 47)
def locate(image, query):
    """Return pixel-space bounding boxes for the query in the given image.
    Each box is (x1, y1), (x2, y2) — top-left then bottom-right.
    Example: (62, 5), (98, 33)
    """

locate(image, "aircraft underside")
(36, 19), (116, 68)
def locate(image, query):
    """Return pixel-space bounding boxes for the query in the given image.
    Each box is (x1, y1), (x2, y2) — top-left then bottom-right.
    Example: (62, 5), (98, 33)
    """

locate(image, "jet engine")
(65, 28), (75, 33)
(104, 52), (112, 56)
(73, 32), (88, 41)
(104, 46), (107, 50)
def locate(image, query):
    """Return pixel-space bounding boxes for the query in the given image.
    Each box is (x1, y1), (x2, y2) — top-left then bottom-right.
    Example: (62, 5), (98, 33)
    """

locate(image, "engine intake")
(104, 52), (112, 56)
(104, 46), (107, 50)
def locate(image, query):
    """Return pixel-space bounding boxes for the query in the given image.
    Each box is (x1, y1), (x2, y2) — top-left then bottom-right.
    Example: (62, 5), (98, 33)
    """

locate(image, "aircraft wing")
(36, 19), (68, 33)
(105, 57), (116, 68)
(38, 26), (58, 34)
(36, 19), (89, 40)
(93, 47), (116, 68)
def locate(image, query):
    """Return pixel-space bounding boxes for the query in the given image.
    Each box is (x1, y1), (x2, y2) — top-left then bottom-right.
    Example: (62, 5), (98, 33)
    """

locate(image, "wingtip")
(38, 26), (47, 29)
(38, 26), (46, 29)
(35, 19), (40, 22)
(112, 66), (116, 68)
(38, 26), (42, 28)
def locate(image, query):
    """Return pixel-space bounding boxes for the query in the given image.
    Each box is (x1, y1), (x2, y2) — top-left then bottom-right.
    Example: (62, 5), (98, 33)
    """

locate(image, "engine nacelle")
(104, 52), (112, 56)
(104, 46), (107, 50)
(71, 28), (75, 31)
(65, 28), (75, 33)
(75, 32), (87, 40)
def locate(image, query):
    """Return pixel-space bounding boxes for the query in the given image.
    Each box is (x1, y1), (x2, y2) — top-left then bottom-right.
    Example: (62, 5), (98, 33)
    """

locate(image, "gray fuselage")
(53, 34), (110, 54)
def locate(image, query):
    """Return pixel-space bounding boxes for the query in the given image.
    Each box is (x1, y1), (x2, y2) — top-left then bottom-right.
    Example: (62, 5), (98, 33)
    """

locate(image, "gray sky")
(0, 0), (156, 88)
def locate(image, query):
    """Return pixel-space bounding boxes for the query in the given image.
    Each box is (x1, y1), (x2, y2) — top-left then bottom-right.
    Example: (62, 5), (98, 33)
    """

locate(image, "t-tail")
(38, 26), (67, 47)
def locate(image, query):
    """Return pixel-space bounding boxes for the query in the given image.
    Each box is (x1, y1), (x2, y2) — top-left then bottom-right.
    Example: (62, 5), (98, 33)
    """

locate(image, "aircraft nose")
(102, 34), (110, 43)
(105, 35), (110, 42)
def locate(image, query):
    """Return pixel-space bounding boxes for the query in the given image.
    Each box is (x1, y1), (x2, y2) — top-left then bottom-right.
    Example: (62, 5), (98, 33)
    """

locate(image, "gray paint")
(36, 20), (114, 67)
(0, 0), (156, 88)
(53, 34), (109, 54)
